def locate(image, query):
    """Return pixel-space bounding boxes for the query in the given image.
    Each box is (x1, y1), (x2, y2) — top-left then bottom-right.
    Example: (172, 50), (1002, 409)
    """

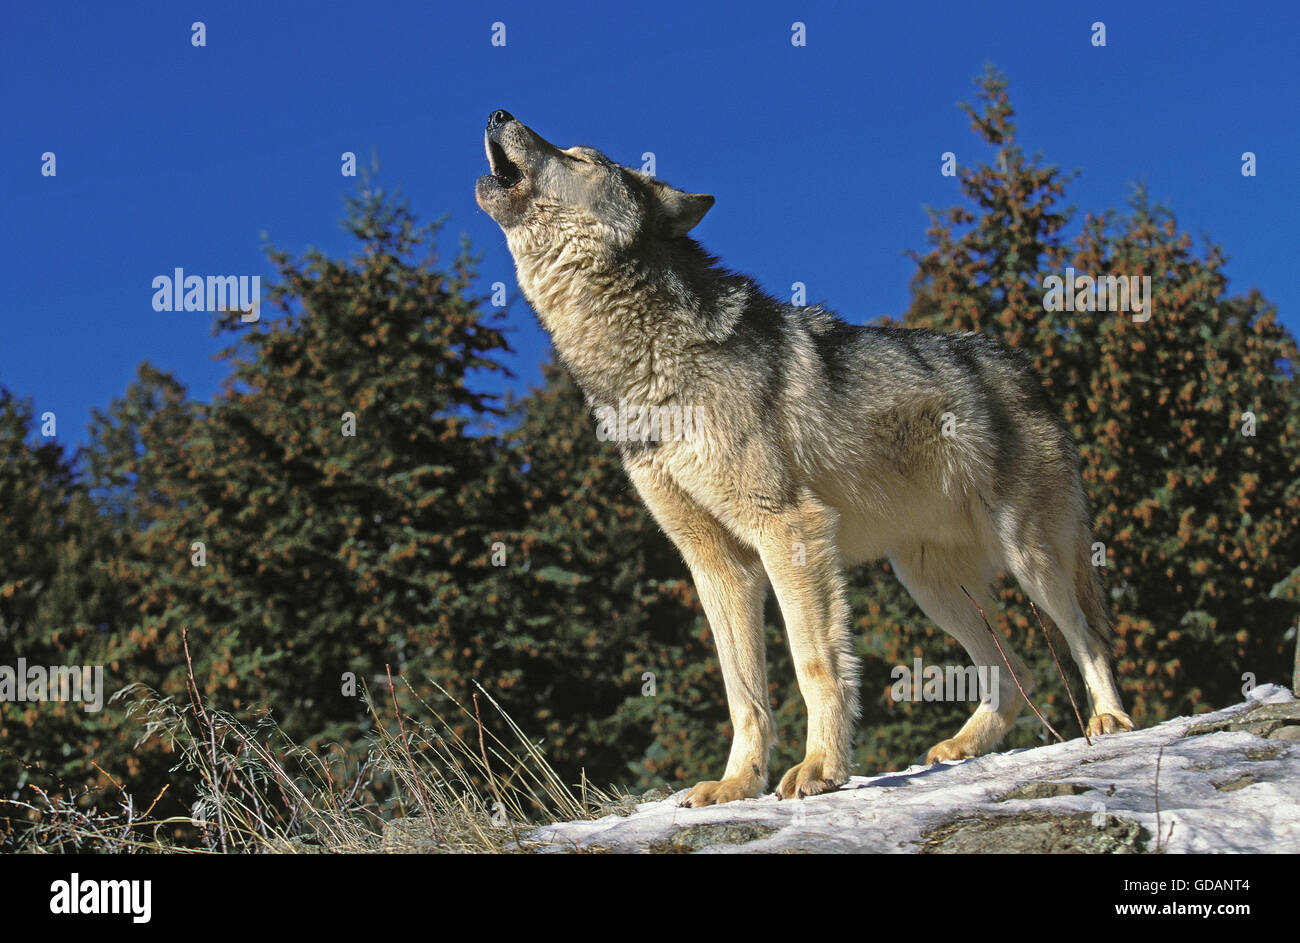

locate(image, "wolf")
(475, 109), (1133, 806)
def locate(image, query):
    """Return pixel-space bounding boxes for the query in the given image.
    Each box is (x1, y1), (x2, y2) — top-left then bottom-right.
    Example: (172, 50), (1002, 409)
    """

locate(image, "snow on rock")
(526, 685), (1300, 854)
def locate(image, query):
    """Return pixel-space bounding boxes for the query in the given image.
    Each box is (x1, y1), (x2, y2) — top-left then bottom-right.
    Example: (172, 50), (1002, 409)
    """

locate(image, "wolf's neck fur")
(510, 233), (751, 408)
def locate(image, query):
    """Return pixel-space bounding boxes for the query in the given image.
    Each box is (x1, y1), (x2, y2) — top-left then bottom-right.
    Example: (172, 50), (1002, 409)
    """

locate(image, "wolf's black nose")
(488, 109), (513, 130)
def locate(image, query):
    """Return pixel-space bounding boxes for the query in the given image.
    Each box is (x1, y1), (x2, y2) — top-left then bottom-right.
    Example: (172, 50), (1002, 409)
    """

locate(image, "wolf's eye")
(569, 153), (605, 175)
(568, 148), (605, 167)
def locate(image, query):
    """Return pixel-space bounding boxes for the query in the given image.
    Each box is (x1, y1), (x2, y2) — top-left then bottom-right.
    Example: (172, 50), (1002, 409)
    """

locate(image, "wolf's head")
(475, 110), (714, 251)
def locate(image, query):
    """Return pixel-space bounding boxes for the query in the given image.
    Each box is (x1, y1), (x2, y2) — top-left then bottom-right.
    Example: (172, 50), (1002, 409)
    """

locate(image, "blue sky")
(3, 1), (1297, 451)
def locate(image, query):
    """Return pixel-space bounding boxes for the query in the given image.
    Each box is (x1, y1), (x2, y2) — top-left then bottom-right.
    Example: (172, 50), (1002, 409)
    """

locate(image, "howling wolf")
(475, 109), (1132, 806)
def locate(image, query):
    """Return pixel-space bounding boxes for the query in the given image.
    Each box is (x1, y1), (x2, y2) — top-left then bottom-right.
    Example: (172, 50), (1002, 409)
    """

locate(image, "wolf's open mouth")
(488, 140), (523, 189)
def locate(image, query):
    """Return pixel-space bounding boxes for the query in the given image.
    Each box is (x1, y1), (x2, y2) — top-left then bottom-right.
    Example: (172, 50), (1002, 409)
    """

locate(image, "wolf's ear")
(643, 178), (714, 236)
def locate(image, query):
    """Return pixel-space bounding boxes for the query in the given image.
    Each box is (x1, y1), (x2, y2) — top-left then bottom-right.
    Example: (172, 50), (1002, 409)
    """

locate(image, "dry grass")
(3, 637), (625, 854)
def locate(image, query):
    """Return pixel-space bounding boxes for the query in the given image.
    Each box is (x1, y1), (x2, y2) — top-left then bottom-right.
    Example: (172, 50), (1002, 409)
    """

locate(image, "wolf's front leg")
(678, 547), (773, 807)
(673, 532), (774, 806)
(758, 495), (860, 799)
(624, 462), (776, 807)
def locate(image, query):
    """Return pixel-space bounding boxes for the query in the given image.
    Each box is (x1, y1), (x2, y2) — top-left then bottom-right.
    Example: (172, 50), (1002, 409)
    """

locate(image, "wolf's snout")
(481, 110), (525, 196)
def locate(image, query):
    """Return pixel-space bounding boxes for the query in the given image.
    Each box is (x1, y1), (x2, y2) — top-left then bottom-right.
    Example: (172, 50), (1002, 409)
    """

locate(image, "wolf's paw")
(1086, 711), (1134, 737)
(775, 755), (847, 799)
(923, 737), (978, 765)
(679, 775), (763, 808)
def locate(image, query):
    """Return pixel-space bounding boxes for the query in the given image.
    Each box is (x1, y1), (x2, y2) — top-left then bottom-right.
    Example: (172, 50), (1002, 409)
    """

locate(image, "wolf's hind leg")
(889, 546), (1030, 763)
(1000, 526), (1133, 737)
